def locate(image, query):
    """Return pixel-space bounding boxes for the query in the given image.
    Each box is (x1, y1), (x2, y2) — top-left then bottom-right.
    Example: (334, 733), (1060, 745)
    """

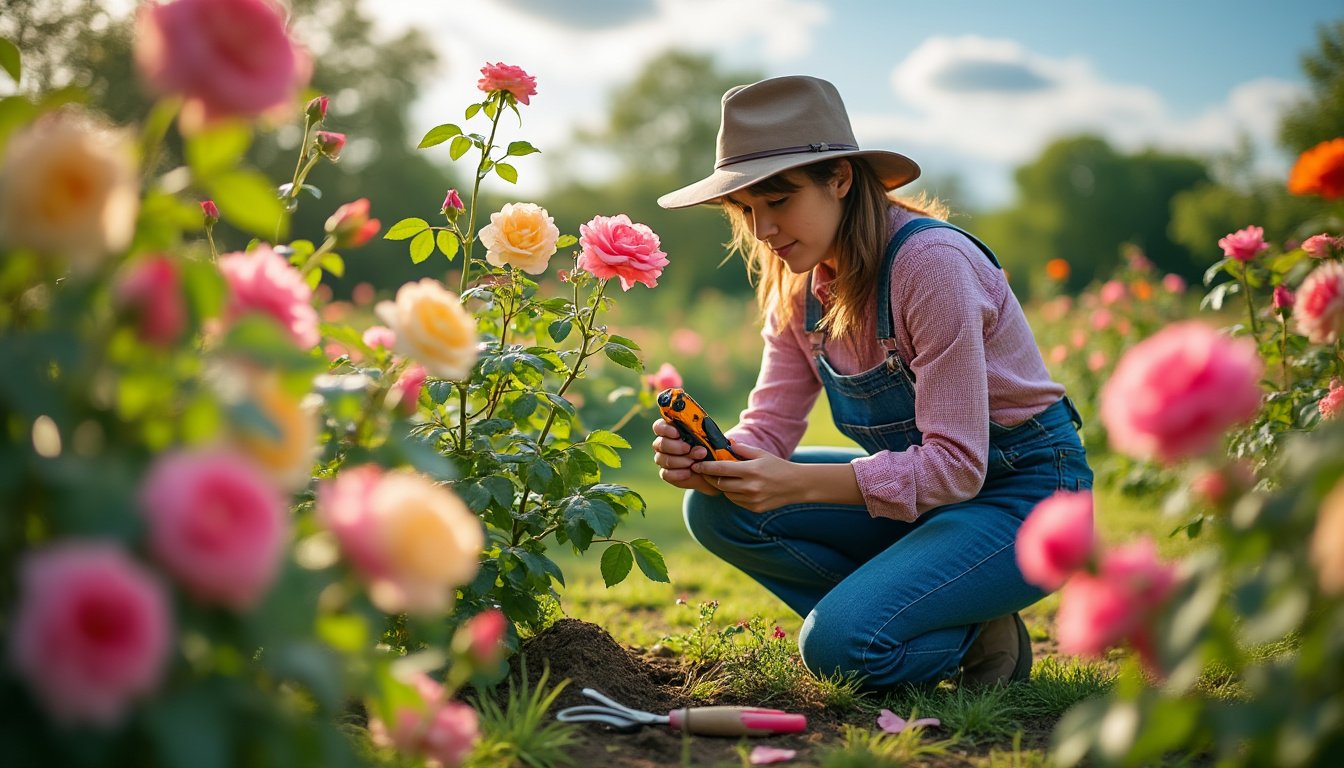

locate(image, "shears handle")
(667, 706), (807, 737)
(657, 387), (741, 461)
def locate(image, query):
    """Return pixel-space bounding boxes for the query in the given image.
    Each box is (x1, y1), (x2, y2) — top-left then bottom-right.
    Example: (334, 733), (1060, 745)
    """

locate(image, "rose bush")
(0, 11), (663, 767)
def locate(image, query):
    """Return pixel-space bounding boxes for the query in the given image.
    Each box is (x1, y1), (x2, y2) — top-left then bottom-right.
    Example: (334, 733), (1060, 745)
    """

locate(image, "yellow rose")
(478, 202), (559, 275)
(230, 372), (321, 492)
(375, 279), (478, 380)
(0, 109), (139, 272)
(1311, 478), (1344, 596)
(369, 471), (483, 614)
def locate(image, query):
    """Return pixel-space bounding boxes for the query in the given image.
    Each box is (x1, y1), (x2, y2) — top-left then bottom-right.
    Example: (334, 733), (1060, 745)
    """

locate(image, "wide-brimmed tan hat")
(657, 75), (921, 209)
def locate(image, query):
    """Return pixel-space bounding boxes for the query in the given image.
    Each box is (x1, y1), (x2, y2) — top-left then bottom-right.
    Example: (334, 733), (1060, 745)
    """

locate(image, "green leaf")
(384, 217), (429, 241)
(564, 496), (618, 537)
(320, 252), (344, 277)
(449, 135), (472, 161)
(436, 229), (460, 261)
(206, 170), (287, 239)
(506, 140), (540, 157)
(304, 268), (321, 290)
(418, 122), (463, 149)
(494, 162), (518, 183)
(603, 341), (643, 372)
(465, 102), (483, 120)
(556, 234), (578, 249)
(548, 319), (573, 343)
(185, 122), (252, 175)
(0, 39), (19, 84)
(631, 539), (670, 582)
(587, 429), (631, 449)
(481, 474), (516, 508)
(600, 543), (634, 587)
(409, 230), (435, 264)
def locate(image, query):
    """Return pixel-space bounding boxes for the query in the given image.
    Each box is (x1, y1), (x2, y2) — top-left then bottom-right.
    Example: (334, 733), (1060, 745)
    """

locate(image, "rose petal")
(749, 746), (797, 765)
(876, 709), (907, 732)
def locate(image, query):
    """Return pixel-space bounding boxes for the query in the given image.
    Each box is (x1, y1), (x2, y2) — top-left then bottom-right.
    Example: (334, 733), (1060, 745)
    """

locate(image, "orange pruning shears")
(657, 387), (741, 461)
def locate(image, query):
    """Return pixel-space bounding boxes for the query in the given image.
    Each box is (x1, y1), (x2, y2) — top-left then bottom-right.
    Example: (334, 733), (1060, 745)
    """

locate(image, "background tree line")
(5, 3), (1341, 307)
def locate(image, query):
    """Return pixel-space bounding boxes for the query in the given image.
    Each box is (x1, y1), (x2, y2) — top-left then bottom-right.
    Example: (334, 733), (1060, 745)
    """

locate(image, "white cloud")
(370, 0), (828, 195)
(849, 35), (1305, 205)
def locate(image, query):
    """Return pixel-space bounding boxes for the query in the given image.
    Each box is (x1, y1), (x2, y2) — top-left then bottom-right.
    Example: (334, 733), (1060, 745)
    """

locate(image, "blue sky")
(377, 0), (1342, 207)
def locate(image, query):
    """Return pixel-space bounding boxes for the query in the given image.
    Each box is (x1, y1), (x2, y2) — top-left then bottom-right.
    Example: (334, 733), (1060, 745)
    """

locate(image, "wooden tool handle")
(668, 706), (807, 737)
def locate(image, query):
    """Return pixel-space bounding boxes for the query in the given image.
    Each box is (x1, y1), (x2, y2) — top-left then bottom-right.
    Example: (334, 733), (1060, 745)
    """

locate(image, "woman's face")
(728, 163), (853, 274)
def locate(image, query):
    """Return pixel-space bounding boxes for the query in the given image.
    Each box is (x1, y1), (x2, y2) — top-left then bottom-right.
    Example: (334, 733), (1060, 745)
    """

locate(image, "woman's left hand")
(691, 443), (802, 513)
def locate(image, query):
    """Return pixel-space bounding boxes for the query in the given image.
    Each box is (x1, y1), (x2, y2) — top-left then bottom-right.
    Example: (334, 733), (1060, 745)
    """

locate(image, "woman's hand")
(690, 443), (800, 512)
(651, 418), (720, 495)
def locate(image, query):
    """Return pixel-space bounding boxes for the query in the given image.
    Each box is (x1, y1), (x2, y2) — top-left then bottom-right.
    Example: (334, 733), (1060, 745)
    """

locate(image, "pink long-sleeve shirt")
(725, 207), (1064, 522)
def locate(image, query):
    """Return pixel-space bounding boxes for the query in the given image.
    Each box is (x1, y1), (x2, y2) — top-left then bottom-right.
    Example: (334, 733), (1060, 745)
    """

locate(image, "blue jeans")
(683, 398), (1093, 689)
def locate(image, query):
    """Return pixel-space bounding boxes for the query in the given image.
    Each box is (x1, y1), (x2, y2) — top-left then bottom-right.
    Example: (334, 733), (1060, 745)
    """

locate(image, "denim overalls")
(683, 218), (1093, 688)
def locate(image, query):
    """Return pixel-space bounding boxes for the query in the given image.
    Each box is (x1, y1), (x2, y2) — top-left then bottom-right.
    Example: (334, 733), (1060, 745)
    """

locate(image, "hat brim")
(656, 149), (921, 210)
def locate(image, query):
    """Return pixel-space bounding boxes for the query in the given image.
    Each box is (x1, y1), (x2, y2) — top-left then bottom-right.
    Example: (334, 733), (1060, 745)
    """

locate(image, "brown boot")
(958, 612), (1032, 687)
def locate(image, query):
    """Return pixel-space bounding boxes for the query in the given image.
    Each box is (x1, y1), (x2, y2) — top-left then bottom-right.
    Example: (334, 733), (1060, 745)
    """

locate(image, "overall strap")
(874, 218), (1002, 340)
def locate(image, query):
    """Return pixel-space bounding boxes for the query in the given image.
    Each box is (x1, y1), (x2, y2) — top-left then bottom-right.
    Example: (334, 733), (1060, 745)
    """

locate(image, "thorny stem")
(1240, 265), (1261, 339)
(459, 92), (507, 297)
(511, 279), (609, 545)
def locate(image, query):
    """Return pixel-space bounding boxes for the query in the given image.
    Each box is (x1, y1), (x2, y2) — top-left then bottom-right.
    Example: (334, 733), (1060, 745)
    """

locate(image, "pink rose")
(1311, 479), (1344, 595)
(1161, 273), (1186, 294)
(392, 363), (428, 415)
(1100, 321), (1262, 463)
(646, 362), (683, 391)
(1273, 284), (1295, 313)
(1292, 261), (1344, 344)
(670, 328), (703, 355)
(1015, 490), (1096, 591)
(1055, 538), (1177, 666)
(577, 213), (669, 291)
(140, 449), (289, 610)
(306, 95), (328, 122)
(9, 542), (172, 727)
(1089, 308), (1112, 332)
(1099, 280), (1127, 306)
(363, 325), (397, 351)
(115, 255), (187, 348)
(200, 199), (220, 226)
(315, 130), (346, 161)
(1320, 379), (1344, 421)
(477, 62), (537, 105)
(370, 673), (479, 768)
(218, 244), (321, 349)
(441, 189), (465, 214)
(1302, 233), (1341, 259)
(1087, 351), (1108, 372)
(463, 609), (507, 666)
(134, 0), (309, 132)
(1189, 459), (1255, 507)
(325, 198), (380, 248)
(1218, 225), (1269, 263)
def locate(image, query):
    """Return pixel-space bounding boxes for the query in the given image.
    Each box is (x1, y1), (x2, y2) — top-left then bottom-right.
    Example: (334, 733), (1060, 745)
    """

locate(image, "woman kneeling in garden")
(651, 75), (1093, 689)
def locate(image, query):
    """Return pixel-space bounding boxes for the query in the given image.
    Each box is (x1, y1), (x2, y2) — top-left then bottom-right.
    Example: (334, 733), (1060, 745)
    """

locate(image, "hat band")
(714, 142), (860, 170)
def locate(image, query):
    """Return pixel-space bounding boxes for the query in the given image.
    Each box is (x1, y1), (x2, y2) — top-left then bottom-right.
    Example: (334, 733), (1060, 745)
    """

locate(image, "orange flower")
(1288, 138), (1344, 200)
(1130, 279), (1153, 302)
(1045, 258), (1070, 282)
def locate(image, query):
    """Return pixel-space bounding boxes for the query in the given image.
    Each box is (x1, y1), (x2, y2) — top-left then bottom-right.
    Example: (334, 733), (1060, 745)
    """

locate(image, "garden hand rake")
(555, 687), (807, 737)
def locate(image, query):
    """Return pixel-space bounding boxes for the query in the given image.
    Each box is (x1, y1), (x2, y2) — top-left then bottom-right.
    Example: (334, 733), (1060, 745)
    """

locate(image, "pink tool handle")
(667, 706), (808, 737)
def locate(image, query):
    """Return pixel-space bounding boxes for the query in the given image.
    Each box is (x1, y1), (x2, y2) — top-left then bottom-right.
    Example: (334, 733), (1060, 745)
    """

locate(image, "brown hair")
(723, 158), (949, 339)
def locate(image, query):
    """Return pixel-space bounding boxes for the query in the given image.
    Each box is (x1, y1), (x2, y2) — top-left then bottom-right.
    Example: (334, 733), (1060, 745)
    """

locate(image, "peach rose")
(317, 466), (483, 615)
(478, 202), (559, 275)
(9, 542), (172, 727)
(1015, 490), (1096, 591)
(134, 0), (310, 132)
(229, 371), (321, 491)
(0, 109), (139, 271)
(219, 245), (321, 349)
(577, 213), (669, 291)
(1100, 321), (1262, 463)
(375, 279), (479, 380)
(1293, 261), (1344, 344)
(1310, 478), (1344, 595)
(140, 448), (288, 610)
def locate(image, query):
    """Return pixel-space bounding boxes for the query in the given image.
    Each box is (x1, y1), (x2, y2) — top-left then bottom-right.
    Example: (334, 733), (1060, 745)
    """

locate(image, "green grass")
(541, 397), (1207, 764)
